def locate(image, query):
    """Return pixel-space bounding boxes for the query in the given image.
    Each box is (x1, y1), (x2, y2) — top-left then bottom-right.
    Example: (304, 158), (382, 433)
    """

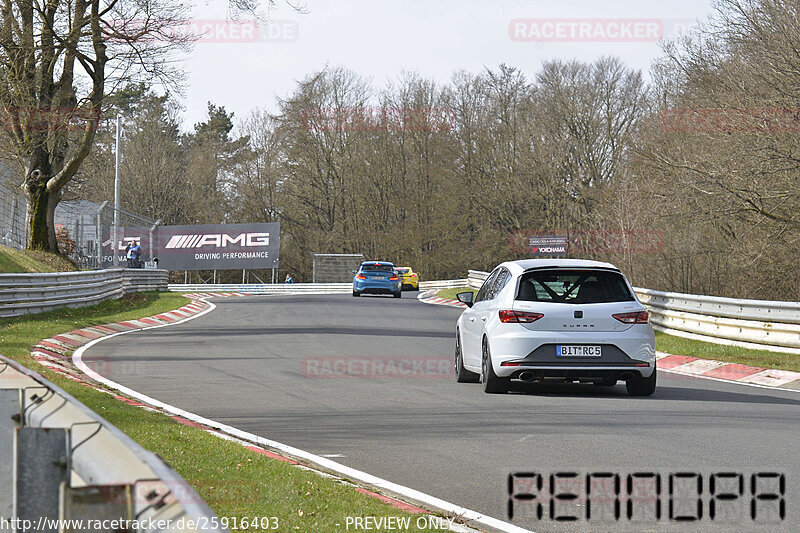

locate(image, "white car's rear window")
(516, 269), (634, 304)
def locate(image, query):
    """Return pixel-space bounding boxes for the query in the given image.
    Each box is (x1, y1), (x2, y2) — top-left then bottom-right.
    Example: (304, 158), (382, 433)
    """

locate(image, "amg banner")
(156, 222), (280, 270)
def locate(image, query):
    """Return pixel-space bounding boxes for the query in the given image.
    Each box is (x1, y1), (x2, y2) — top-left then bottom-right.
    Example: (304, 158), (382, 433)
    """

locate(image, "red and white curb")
(178, 292), (248, 298)
(417, 290), (467, 308)
(657, 352), (800, 391)
(417, 290), (800, 393)
(29, 292), (253, 379)
(30, 298), (211, 381)
(30, 294), (509, 532)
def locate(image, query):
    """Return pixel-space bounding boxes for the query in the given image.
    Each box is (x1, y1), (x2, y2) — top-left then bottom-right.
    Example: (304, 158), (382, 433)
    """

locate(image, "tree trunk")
(23, 160), (60, 252)
(46, 188), (61, 251)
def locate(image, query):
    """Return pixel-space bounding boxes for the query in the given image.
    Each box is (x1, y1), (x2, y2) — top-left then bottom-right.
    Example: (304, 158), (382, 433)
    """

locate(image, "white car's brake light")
(612, 311), (649, 324)
(499, 310), (544, 323)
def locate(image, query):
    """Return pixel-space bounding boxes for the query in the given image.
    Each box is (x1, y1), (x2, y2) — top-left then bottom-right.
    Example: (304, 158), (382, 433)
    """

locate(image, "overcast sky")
(177, 0), (715, 130)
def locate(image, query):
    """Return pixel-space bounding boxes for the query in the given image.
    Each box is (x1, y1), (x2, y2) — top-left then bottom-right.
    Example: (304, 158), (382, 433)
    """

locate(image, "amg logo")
(165, 232), (270, 249)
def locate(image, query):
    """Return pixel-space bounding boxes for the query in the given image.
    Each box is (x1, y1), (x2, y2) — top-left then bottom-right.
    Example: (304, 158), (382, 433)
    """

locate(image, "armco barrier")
(466, 268), (800, 353)
(174, 267), (800, 353)
(634, 288), (800, 354)
(170, 283), (353, 294)
(0, 354), (224, 531)
(467, 270), (489, 289)
(419, 279), (468, 290)
(168, 279), (469, 294)
(0, 269), (168, 317)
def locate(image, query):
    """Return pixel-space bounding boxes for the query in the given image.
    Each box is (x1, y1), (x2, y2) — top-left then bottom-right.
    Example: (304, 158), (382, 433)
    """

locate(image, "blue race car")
(353, 261), (402, 298)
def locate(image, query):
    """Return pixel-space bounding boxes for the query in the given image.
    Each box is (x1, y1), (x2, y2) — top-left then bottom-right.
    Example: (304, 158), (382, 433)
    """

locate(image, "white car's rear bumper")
(488, 325), (656, 379)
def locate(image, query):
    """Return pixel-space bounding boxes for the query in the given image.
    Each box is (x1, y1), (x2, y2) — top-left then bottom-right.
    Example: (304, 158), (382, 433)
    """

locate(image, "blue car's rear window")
(362, 264), (395, 272)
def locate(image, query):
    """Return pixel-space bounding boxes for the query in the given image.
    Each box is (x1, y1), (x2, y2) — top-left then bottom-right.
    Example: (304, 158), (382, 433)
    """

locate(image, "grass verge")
(0, 243), (77, 273)
(435, 287), (475, 301)
(0, 292), (438, 531)
(654, 330), (800, 372)
(436, 288), (798, 373)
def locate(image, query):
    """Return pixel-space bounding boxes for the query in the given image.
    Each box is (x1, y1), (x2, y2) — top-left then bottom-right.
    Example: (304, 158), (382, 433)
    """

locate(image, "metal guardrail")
(634, 288), (800, 353)
(465, 268), (800, 353)
(170, 283), (353, 294)
(169, 279), (469, 294)
(419, 279), (468, 290)
(0, 269), (168, 317)
(467, 270), (489, 289)
(121, 269), (169, 294)
(0, 354), (224, 532)
(633, 287), (800, 324)
(110, 266), (800, 352)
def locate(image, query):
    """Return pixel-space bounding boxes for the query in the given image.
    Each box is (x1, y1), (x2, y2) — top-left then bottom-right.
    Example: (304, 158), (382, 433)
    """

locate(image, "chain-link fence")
(0, 163), (26, 250)
(54, 199), (104, 268)
(0, 163), (158, 269)
(88, 203), (159, 269)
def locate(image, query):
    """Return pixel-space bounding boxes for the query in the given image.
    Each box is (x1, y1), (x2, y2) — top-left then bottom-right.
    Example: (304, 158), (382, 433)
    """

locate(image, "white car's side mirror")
(456, 292), (474, 307)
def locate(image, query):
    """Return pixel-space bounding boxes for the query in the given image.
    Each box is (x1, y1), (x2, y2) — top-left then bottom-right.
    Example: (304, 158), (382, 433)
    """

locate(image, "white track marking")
(72, 297), (532, 533)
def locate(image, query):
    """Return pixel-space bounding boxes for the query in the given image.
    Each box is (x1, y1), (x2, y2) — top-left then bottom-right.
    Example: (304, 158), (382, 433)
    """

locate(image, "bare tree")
(0, 0), (299, 252)
(634, 0), (800, 298)
(0, 0), (194, 250)
(230, 109), (283, 225)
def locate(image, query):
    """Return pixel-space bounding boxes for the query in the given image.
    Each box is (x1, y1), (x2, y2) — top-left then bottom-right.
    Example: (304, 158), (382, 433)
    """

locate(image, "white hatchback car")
(455, 259), (656, 396)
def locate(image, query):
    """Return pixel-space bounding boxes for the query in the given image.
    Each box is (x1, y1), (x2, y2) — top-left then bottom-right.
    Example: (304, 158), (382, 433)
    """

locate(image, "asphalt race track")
(83, 294), (800, 532)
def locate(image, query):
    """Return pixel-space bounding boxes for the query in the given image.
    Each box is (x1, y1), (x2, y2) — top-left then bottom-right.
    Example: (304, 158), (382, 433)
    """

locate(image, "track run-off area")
(81, 294), (800, 532)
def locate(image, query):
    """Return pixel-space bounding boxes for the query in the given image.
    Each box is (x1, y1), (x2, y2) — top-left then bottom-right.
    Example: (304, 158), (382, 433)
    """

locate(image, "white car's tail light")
(612, 311), (649, 324)
(499, 310), (544, 323)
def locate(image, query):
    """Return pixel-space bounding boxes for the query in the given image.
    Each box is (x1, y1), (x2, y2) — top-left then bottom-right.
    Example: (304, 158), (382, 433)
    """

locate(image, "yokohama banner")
(155, 222), (280, 270)
(528, 235), (568, 257)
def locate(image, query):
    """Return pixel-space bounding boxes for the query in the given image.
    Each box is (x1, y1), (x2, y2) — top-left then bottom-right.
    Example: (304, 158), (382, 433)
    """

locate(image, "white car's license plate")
(557, 345), (602, 357)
